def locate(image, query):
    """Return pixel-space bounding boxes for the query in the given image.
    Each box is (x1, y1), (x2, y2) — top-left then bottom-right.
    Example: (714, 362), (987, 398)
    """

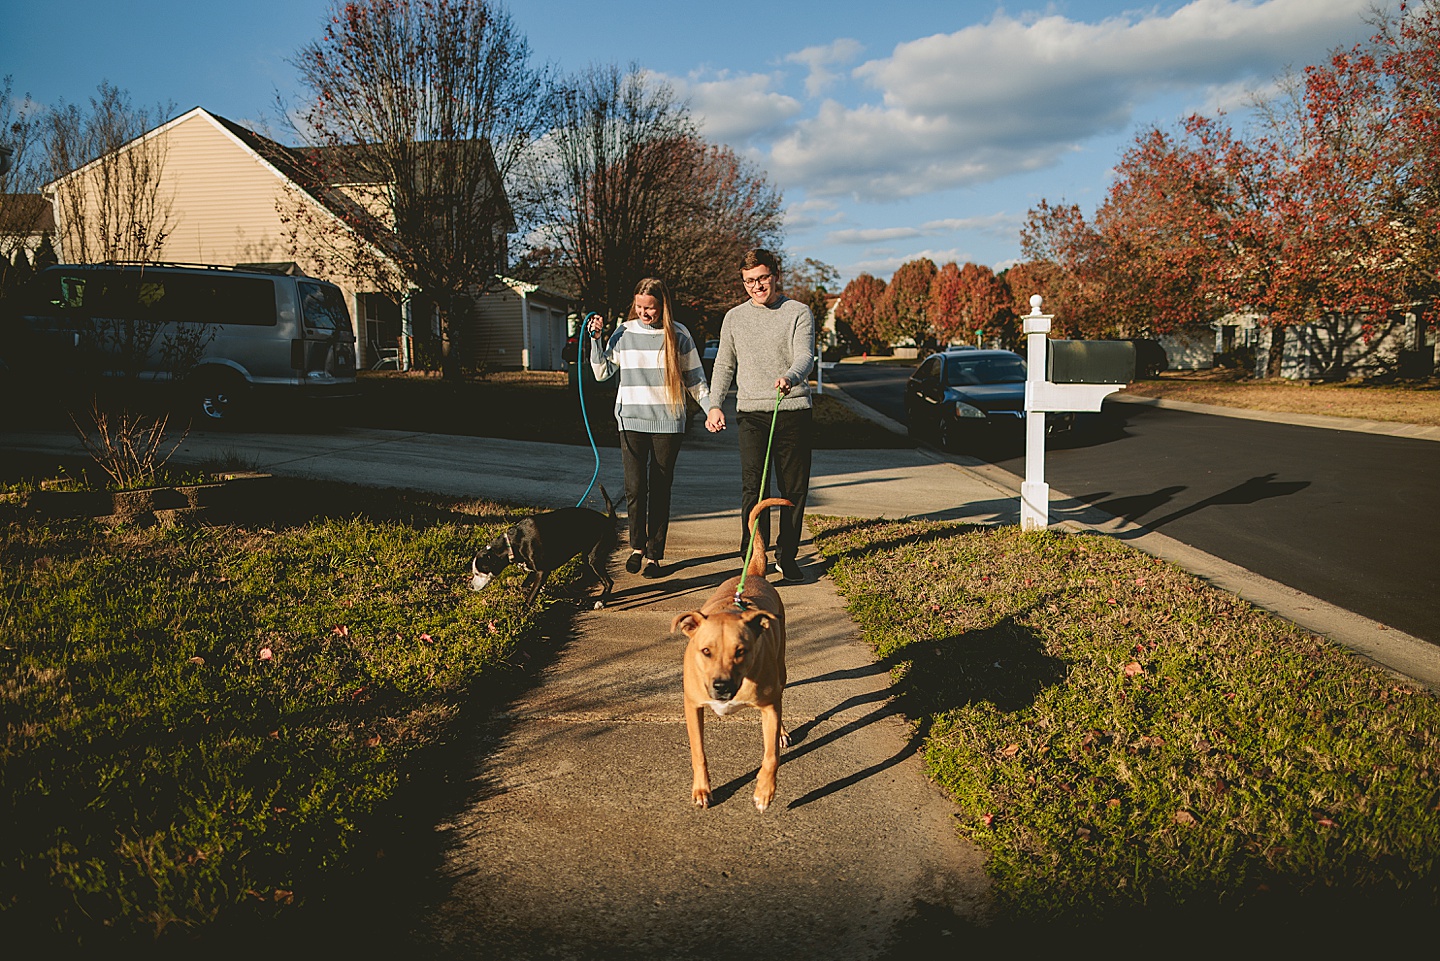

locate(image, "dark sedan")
(903, 348), (1073, 452)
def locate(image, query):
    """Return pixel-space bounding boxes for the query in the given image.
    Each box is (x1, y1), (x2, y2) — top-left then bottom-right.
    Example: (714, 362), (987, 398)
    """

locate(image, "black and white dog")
(469, 485), (618, 609)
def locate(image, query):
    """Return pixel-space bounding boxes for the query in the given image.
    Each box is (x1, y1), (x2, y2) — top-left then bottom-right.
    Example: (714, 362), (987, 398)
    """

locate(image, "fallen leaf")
(980, 813), (995, 827)
(1107, 798), (1121, 808)
(258, 647), (273, 661)
(273, 889), (294, 904)
(365, 735), (381, 748)
(419, 632), (433, 643)
(1316, 816), (1338, 828)
(1000, 743), (1019, 757)
(188, 656), (205, 665)
(1175, 810), (1196, 825)
(332, 625), (349, 637)
(1123, 661), (1143, 677)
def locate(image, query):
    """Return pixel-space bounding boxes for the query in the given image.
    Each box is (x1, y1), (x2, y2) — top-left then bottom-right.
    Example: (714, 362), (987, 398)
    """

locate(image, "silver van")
(10, 262), (357, 423)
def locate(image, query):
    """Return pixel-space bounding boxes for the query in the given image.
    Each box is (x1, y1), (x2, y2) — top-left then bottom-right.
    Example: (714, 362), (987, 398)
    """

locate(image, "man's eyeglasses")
(742, 273), (775, 288)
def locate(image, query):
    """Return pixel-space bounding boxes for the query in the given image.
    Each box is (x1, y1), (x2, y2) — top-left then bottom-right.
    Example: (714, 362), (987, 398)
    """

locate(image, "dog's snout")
(711, 677), (738, 701)
(470, 557), (493, 592)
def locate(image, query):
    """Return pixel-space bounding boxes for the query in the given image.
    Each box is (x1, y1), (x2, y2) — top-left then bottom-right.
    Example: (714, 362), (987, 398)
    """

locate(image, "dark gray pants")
(620, 430), (683, 560)
(737, 407), (812, 563)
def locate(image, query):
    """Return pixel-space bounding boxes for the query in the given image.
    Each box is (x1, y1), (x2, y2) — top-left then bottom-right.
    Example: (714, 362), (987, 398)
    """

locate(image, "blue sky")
(1, 0), (1393, 285)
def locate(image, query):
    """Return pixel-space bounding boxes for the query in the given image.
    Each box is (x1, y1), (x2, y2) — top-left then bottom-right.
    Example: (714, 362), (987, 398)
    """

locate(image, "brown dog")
(672, 497), (793, 811)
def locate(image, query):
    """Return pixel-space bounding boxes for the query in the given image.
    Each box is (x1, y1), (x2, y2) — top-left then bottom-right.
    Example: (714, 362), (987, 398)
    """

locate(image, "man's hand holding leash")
(707, 377), (788, 433)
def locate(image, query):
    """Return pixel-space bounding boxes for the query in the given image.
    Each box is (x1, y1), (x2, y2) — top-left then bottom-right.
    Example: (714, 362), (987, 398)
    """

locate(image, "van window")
(299, 281), (349, 331)
(37, 269), (278, 327)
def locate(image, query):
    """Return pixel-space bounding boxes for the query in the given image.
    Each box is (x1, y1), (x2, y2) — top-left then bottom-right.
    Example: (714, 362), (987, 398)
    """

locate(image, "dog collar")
(503, 530), (517, 563)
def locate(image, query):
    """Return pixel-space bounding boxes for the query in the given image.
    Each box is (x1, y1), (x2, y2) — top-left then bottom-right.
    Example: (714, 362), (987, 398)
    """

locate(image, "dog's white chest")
(704, 698), (752, 718)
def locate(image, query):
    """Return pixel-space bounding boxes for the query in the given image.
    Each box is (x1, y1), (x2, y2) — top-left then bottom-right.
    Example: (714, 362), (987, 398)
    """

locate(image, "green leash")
(734, 387), (785, 608)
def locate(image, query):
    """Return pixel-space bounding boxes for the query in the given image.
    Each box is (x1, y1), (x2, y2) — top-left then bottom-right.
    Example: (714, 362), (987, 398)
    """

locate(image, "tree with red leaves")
(1018, 200), (1101, 337)
(835, 272), (887, 351)
(884, 257), (937, 346)
(927, 261), (965, 345)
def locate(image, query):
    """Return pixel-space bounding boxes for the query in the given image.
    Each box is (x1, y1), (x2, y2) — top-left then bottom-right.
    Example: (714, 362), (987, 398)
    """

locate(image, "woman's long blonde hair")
(630, 277), (684, 412)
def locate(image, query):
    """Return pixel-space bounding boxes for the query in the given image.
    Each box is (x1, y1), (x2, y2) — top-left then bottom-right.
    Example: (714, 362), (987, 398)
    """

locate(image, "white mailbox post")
(1020, 295), (1128, 529)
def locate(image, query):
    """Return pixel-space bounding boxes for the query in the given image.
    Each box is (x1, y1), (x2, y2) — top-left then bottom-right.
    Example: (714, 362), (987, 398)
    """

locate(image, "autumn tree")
(785, 256), (839, 342)
(956, 262), (1014, 346)
(292, 0), (549, 378)
(883, 257), (937, 346)
(42, 82), (174, 264)
(1002, 260), (1081, 337)
(1017, 200), (1101, 337)
(521, 64), (782, 326)
(648, 138), (784, 319)
(927, 261), (964, 344)
(834, 272), (887, 350)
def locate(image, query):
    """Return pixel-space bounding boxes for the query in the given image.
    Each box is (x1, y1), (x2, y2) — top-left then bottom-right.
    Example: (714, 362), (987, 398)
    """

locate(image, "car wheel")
(937, 416), (961, 453)
(191, 369), (249, 427)
(904, 402), (922, 439)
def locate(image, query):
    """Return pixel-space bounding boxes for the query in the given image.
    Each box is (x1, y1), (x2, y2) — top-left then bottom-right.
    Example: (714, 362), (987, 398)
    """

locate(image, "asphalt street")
(824, 362), (1440, 649)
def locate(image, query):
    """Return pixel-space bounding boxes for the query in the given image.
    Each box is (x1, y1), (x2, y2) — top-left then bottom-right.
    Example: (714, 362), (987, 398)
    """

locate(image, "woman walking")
(589, 277), (710, 578)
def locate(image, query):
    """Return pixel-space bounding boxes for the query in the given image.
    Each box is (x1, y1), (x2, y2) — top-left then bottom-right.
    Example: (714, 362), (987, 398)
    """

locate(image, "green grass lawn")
(0, 478), (586, 948)
(811, 515), (1440, 934)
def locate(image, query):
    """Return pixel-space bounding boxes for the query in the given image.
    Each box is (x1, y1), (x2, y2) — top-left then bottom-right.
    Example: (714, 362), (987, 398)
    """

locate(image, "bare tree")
(520, 64), (783, 324)
(291, 0), (549, 378)
(0, 76), (46, 299)
(43, 82), (174, 263)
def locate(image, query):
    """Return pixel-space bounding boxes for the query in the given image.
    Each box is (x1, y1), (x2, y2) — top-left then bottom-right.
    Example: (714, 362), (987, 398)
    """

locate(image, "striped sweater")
(589, 319), (711, 434)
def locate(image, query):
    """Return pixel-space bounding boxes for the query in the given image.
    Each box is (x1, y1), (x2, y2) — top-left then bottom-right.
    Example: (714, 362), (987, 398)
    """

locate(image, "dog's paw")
(753, 792), (772, 813)
(592, 599), (605, 610)
(779, 728), (791, 750)
(692, 787), (711, 809)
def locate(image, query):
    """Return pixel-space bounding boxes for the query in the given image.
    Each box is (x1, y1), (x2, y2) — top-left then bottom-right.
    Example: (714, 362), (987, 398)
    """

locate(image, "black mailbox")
(1047, 339), (1136, 385)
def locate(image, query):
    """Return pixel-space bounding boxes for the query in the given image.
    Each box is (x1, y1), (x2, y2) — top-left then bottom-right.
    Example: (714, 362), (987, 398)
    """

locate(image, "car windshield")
(944, 354), (1026, 385)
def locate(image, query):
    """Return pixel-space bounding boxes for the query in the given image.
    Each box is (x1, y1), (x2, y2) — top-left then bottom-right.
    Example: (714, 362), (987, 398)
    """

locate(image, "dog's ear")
(740, 609), (773, 635)
(671, 611), (705, 637)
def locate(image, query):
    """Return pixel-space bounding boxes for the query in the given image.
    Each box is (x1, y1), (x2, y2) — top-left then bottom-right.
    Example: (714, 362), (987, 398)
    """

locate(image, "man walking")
(705, 249), (815, 582)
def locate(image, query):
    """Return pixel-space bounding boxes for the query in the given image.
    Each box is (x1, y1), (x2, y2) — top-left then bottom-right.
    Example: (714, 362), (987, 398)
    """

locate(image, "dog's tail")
(598, 484), (615, 520)
(745, 497), (793, 579)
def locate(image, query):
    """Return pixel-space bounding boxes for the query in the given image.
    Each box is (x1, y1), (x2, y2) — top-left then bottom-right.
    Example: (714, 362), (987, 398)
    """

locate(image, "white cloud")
(783, 197), (844, 232)
(828, 212), (1024, 246)
(847, 248), (973, 276)
(764, 0), (1383, 200)
(785, 38), (864, 97)
(662, 71), (803, 145)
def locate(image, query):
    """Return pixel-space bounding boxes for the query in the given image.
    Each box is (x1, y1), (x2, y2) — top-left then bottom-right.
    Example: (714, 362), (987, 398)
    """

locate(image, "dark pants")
(737, 407), (812, 563)
(620, 430), (683, 560)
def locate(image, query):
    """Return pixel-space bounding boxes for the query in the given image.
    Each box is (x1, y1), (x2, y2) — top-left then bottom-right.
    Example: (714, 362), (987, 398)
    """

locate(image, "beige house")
(42, 106), (572, 370)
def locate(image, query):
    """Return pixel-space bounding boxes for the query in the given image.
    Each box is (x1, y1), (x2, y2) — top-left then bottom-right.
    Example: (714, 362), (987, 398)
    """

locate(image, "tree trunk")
(1266, 325), (1286, 379)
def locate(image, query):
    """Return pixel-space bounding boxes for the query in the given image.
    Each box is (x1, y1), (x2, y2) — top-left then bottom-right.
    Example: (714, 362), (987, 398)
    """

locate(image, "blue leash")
(575, 311), (603, 508)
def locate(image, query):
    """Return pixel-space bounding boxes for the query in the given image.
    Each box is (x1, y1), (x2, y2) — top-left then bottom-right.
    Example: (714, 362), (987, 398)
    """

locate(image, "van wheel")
(191, 370), (248, 426)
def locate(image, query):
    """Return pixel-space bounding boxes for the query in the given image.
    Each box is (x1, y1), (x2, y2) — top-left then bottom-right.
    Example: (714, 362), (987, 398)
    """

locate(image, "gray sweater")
(708, 296), (815, 413)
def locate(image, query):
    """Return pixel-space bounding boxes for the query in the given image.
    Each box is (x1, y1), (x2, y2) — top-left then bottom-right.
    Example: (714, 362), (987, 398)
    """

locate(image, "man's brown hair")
(740, 248), (781, 276)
